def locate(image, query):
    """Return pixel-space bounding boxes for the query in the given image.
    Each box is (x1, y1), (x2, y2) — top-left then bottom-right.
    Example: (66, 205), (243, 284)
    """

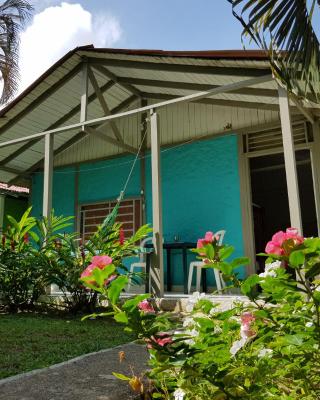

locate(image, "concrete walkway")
(0, 343), (149, 400)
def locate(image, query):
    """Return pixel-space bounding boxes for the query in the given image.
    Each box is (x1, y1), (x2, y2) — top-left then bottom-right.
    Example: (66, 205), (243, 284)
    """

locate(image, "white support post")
(0, 195), (5, 234)
(42, 132), (54, 218)
(150, 109), (164, 297)
(278, 85), (303, 234)
(80, 60), (88, 127)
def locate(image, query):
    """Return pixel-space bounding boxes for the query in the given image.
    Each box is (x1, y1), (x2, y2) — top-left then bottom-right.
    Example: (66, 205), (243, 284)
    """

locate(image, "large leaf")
(229, 0), (320, 103)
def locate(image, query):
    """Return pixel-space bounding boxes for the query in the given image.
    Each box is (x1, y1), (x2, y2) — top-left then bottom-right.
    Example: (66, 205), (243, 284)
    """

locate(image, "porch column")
(150, 109), (164, 297)
(42, 132), (54, 218)
(0, 194), (5, 234)
(278, 85), (303, 234)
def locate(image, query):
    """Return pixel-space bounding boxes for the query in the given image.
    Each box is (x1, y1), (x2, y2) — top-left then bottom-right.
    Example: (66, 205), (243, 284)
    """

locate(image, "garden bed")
(0, 313), (135, 379)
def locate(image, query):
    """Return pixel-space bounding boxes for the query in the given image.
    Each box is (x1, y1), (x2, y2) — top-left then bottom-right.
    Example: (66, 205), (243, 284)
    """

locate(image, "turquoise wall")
(31, 134), (244, 286)
(146, 134), (244, 284)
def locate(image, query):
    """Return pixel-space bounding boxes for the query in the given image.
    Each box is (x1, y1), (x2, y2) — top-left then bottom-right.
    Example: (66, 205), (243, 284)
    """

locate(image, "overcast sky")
(18, 1), (248, 92)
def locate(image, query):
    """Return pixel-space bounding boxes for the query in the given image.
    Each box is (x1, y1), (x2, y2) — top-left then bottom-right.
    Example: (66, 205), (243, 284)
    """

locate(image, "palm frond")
(229, 0), (320, 103)
(0, 0), (32, 104)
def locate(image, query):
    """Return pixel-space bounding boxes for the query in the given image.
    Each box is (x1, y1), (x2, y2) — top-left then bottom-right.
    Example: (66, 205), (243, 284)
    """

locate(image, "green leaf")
(289, 250), (305, 268)
(114, 311), (128, 324)
(231, 257), (250, 268)
(112, 372), (131, 381)
(241, 274), (260, 297)
(108, 275), (128, 304)
(219, 246), (234, 260)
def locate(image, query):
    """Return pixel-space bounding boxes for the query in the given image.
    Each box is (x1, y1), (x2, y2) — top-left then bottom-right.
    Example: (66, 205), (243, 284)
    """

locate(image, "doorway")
(249, 149), (318, 273)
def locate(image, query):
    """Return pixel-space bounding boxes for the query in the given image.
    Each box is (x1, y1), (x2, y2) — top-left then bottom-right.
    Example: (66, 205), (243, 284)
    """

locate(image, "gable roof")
(0, 46), (315, 186)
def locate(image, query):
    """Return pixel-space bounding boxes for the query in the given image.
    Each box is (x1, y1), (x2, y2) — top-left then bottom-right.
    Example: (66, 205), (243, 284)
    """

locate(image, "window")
(79, 198), (142, 241)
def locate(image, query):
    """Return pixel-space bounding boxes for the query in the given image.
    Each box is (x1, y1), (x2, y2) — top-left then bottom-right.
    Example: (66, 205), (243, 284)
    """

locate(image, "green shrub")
(82, 228), (320, 399)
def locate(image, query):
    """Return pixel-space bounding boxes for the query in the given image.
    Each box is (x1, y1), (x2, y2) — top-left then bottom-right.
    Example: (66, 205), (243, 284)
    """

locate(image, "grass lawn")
(0, 313), (135, 379)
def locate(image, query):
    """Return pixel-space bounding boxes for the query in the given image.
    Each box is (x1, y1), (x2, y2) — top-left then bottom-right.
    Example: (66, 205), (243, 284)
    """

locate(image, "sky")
(17, 0), (320, 94)
(18, 0), (246, 92)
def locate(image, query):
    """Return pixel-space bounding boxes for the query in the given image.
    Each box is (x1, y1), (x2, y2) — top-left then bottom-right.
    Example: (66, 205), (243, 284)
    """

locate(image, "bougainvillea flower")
(138, 299), (155, 313)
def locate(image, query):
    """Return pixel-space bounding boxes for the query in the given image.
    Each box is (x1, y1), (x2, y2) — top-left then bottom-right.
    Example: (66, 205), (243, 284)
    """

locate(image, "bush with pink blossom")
(82, 228), (320, 399)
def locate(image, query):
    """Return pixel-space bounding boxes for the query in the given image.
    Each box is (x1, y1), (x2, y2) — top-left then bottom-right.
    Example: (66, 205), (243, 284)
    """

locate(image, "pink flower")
(81, 264), (95, 279)
(153, 333), (172, 347)
(265, 227), (304, 255)
(156, 336), (173, 346)
(197, 238), (206, 249)
(204, 231), (214, 242)
(240, 312), (256, 339)
(90, 255), (113, 268)
(138, 299), (155, 313)
(265, 241), (283, 256)
(81, 255), (113, 280)
(285, 227), (304, 243)
(241, 312), (255, 326)
(105, 274), (117, 286)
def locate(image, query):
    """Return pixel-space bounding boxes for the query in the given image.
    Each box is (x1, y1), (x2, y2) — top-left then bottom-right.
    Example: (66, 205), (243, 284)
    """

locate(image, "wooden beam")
(0, 64), (82, 140)
(278, 85), (303, 233)
(149, 110), (164, 297)
(88, 57), (271, 77)
(42, 132), (54, 218)
(142, 91), (283, 112)
(117, 76), (278, 98)
(8, 93), (136, 183)
(0, 80), (116, 166)
(84, 126), (137, 154)
(0, 165), (24, 175)
(92, 64), (142, 97)
(88, 67), (124, 143)
(289, 93), (315, 124)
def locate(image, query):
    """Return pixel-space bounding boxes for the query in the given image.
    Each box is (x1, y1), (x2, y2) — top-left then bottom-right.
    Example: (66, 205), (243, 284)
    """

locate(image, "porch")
(0, 47), (319, 297)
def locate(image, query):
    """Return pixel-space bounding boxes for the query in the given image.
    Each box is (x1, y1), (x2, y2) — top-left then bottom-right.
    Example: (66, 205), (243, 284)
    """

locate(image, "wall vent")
(243, 122), (311, 154)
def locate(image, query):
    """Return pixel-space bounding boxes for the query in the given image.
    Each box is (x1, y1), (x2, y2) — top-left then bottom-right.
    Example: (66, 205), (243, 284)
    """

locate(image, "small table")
(145, 242), (197, 294)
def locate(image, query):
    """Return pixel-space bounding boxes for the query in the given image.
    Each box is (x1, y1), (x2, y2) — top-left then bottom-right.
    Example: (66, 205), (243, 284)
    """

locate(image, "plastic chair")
(187, 230), (226, 294)
(127, 237), (153, 292)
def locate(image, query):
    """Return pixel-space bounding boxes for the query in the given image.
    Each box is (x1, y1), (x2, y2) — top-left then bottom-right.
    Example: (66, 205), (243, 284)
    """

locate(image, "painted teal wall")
(31, 134), (244, 286)
(31, 166), (76, 233)
(146, 134), (244, 284)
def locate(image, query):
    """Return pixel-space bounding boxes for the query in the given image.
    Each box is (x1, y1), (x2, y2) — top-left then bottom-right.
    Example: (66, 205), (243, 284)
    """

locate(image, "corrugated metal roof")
(0, 46), (317, 186)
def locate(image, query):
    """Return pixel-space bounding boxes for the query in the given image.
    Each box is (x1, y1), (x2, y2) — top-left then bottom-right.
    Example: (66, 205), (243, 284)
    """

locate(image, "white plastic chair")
(187, 230), (226, 294)
(127, 237), (153, 291)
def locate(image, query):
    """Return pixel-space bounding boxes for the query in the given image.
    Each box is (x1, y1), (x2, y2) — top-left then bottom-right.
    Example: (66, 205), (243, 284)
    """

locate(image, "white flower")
(214, 325), (222, 334)
(174, 388), (185, 400)
(259, 260), (281, 279)
(183, 317), (194, 328)
(306, 321), (313, 328)
(184, 328), (199, 345)
(185, 292), (206, 312)
(230, 337), (247, 356)
(258, 348), (273, 358)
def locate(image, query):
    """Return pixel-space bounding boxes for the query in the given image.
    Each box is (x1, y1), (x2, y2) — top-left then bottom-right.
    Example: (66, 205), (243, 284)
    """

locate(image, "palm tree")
(0, 0), (32, 104)
(229, 0), (320, 104)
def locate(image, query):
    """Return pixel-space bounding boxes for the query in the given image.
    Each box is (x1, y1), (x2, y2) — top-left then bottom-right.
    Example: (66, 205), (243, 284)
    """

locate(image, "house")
(0, 46), (319, 296)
